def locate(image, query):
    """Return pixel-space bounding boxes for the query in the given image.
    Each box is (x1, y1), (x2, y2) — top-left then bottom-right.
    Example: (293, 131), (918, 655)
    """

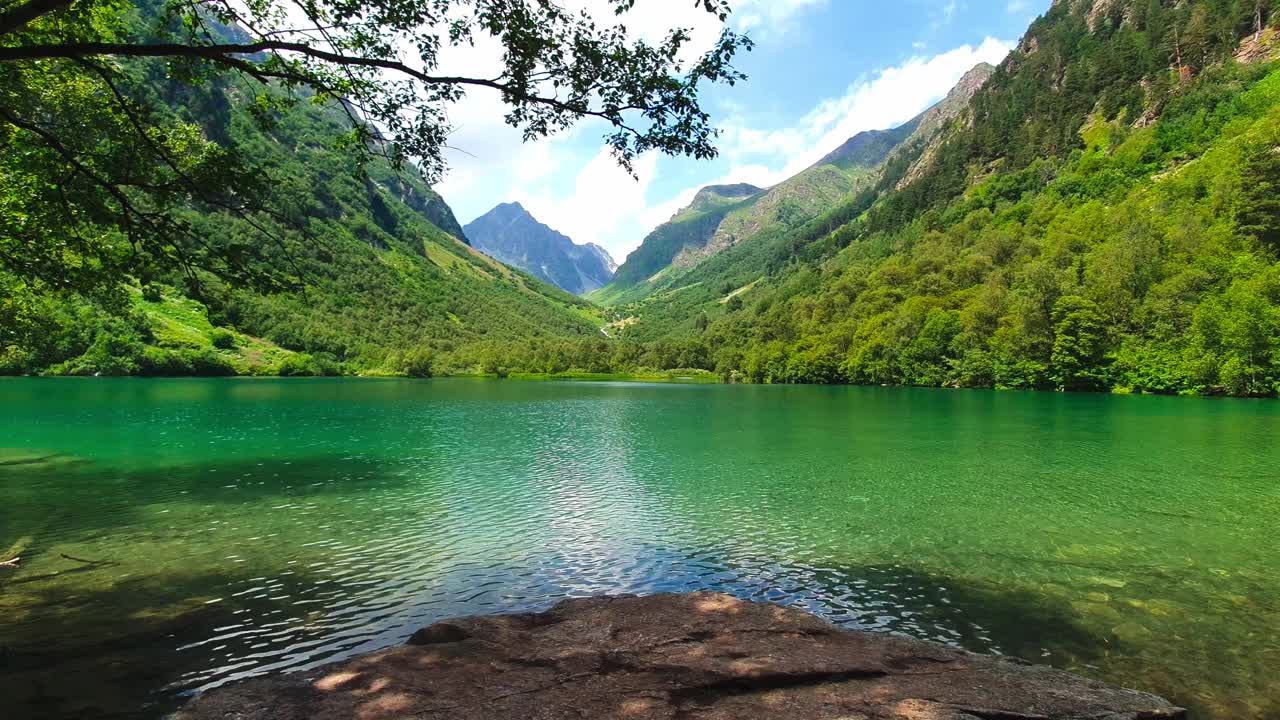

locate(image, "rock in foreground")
(176, 592), (1184, 720)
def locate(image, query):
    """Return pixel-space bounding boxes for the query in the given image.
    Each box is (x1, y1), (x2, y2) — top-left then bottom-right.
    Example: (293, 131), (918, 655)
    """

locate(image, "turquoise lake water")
(0, 378), (1277, 718)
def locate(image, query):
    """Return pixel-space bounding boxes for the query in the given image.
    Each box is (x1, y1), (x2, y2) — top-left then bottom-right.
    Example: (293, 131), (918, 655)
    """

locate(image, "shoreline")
(174, 591), (1186, 720)
(3, 372), (1273, 399)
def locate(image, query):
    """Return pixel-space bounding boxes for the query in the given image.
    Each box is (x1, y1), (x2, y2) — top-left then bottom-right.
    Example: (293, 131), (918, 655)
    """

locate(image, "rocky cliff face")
(581, 242), (618, 275)
(812, 117), (923, 171)
(894, 62), (996, 190)
(176, 592), (1185, 720)
(464, 202), (616, 295)
(911, 62), (995, 142)
(391, 179), (470, 243)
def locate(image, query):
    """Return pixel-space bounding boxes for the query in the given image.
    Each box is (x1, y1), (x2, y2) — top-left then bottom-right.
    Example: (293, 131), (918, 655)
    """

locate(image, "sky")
(434, 0), (1052, 263)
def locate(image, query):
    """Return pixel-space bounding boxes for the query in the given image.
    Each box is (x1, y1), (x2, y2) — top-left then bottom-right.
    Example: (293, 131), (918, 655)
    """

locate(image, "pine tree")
(1236, 144), (1280, 250)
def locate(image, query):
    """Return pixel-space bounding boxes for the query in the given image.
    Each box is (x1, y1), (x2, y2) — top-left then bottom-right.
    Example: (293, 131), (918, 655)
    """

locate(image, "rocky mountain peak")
(464, 203), (616, 295)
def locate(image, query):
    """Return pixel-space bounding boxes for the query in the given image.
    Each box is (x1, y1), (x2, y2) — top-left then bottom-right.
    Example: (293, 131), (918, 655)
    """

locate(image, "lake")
(1, 378), (1277, 719)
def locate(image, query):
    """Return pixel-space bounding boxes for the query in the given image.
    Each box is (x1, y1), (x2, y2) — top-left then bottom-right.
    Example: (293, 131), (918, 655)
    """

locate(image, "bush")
(274, 352), (343, 377)
(274, 353), (322, 376)
(140, 347), (192, 376)
(187, 348), (237, 376)
(63, 331), (145, 376)
(400, 347), (435, 378)
(209, 329), (237, 350)
(138, 347), (237, 376)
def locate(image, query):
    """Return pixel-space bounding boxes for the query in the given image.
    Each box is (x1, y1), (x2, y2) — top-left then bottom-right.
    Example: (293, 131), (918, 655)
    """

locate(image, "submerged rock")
(0, 448), (84, 472)
(175, 591), (1184, 720)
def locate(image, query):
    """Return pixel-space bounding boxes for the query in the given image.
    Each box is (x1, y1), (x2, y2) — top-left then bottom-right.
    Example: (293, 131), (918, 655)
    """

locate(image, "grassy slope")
(595, 163), (875, 312)
(595, 117), (928, 313)
(594, 96), (938, 313)
(599, 160), (886, 340)
(591, 187), (763, 305)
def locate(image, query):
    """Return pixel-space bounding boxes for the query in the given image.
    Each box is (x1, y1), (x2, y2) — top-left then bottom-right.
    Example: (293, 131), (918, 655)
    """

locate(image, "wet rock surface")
(175, 591), (1185, 720)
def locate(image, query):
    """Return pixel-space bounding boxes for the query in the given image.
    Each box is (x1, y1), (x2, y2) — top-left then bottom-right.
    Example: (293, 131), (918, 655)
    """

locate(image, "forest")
(574, 0), (1280, 397)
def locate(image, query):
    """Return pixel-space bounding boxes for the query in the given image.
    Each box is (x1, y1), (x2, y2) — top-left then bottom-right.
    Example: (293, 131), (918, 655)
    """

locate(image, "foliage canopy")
(0, 0), (750, 292)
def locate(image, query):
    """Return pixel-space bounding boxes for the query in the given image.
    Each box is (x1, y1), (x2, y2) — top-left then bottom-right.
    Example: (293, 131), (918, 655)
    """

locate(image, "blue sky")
(435, 0), (1051, 262)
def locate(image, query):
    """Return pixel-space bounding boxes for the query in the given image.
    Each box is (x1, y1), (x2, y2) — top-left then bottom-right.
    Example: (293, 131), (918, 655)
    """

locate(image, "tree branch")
(0, 0), (71, 37)
(0, 40), (653, 131)
(74, 57), (309, 288)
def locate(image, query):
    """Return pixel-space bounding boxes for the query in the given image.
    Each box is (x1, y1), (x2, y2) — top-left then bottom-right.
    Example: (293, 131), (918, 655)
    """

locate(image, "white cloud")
(511, 149), (661, 256)
(612, 36), (1012, 258)
(1006, 0), (1030, 13)
(432, 2), (734, 225)
(930, 0), (967, 31)
(733, 0), (828, 36)
(431, 8), (1014, 263)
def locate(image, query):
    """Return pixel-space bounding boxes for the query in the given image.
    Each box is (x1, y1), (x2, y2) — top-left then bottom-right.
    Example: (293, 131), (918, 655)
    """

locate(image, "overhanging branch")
(0, 0), (72, 37)
(0, 40), (653, 132)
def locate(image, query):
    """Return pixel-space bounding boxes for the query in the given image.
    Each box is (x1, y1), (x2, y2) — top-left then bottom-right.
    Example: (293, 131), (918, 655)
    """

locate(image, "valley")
(4, 3), (1280, 719)
(7, 0), (1276, 396)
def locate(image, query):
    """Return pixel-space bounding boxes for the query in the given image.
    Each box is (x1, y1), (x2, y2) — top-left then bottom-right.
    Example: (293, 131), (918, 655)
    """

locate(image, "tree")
(0, 0), (751, 293)
(1236, 143), (1280, 250)
(1050, 295), (1110, 391)
(898, 309), (960, 386)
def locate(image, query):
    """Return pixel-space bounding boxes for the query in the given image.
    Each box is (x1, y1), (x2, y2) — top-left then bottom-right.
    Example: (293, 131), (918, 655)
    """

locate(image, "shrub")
(400, 347), (435, 378)
(209, 329), (237, 350)
(65, 331), (145, 376)
(187, 348), (237, 376)
(274, 353), (343, 377)
(274, 353), (322, 376)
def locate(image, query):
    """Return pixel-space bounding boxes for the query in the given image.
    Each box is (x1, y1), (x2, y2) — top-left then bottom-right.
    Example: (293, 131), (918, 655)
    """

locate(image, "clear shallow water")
(0, 379), (1277, 719)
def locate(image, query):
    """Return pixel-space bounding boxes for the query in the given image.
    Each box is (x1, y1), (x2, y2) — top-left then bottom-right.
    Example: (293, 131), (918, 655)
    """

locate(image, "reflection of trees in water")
(0, 453), (415, 540)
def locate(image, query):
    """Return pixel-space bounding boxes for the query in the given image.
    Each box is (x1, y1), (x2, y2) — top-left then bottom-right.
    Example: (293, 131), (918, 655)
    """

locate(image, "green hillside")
(7, 0), (1278, 396)
(607, 0), (1280, 396)
(591, 183), (763, 305)
(594, 65), (991, 311)
(1, 67), (602, 377)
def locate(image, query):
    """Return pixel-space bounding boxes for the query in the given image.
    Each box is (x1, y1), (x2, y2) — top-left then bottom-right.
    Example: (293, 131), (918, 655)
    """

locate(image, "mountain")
(590, 184), (763, 304)
(3, 69), (602, 377)
(812, 118), (922, 170)
(594, 62), (994, 308)
(594, 0), (1280, 397)
(888, 62), (996, 190)
(906, 62), (995, 143)
(12, 0), (1278, 397)
(464, 202), (616, 295)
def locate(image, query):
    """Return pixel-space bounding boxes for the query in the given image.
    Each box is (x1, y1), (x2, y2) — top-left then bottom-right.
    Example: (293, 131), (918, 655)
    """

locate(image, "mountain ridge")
(464, 202), (617, 295)
(595, 61), (996, 307)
